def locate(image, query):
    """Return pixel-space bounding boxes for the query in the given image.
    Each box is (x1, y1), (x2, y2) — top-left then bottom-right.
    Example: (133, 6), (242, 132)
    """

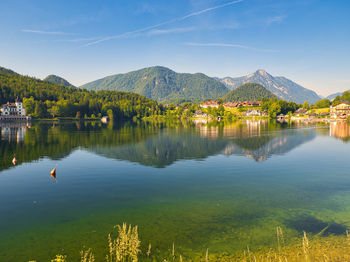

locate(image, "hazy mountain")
(44, 74), (75, 87)
(326, 92), (344, 101)
(80, 66), (229, 103)
(223, 83), (276, 102)
(219, 69), (320, 104)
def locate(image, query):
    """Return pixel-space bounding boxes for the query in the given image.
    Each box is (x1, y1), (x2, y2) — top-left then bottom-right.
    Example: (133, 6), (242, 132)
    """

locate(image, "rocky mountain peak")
(255, 69), (269, 77)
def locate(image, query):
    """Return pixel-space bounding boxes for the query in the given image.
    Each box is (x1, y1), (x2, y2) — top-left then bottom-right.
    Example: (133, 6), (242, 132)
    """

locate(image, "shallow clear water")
(0, 120), (350, 261)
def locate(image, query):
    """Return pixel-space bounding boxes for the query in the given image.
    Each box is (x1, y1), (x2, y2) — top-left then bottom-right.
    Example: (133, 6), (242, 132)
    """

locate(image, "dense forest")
(223, 83), (276, 102)
(0, 67), (164, 120)
(261, 97), (299, 118)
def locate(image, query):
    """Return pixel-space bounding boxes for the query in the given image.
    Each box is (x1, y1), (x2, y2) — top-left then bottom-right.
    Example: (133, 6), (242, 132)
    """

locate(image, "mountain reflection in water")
(0, 120), (348, 170)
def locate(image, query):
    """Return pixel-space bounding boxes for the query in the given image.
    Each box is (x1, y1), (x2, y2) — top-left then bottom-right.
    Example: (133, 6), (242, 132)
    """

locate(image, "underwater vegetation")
(30, 223), (350, 262)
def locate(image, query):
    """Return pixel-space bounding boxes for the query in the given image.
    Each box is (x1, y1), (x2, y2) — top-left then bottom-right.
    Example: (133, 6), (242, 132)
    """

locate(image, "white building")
(0, 100), (26, 116)
(330, 101), (350, 119)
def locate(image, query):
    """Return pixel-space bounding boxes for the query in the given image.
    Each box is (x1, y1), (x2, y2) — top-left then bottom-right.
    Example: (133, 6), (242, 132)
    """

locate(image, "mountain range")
(218, 69), (320, 104)
(80, 67), (324, 104)
(2, 65), (345, 104)
(80, 66), (228, 104)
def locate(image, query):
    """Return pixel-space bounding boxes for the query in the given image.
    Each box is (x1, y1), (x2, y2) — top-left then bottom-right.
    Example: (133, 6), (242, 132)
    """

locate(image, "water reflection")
(330, 121), (350, 142)
(0, 122), (31, 143)
(0, 120), (328, 171)
(199, 120), (316, 162)
(1, 120), (350, 261)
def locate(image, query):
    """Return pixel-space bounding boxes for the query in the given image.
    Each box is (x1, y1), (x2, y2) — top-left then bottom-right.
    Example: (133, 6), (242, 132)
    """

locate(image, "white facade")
(1, 101), (26, 116)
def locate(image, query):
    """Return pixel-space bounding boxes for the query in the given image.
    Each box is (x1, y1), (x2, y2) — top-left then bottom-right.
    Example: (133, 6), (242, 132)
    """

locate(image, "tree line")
(0, 69), (164, 120)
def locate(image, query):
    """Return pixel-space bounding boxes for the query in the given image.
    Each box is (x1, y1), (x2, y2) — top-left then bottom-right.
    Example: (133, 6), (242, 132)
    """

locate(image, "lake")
(0, 120), (350, 261)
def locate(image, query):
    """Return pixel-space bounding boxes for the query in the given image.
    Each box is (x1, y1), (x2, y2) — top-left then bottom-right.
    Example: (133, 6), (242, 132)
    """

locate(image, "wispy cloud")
(21, 29), (74, 35)
(180, 0), (243, 20)
(134, 3), (158, 15)
(85, 0), (244, 46)
(265, 15), (286, 25)
(185, 42), (280, 52)
(148, 27), (195, 36)
(54, 37), (101, 43)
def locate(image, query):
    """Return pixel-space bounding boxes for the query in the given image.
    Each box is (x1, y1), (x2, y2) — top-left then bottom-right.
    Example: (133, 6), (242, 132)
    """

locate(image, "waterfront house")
(1, 99), (26, 116)
(0, 99), (30, 121)
(243, 109), (262, 117)
(101, 116), (109, 124)
(294, 108), (308, 116)
(309, 112), (317, 118)
(243, 109), (268, 117)
(330, 101), (350, 119)
(277, 114), (285, 121)
(193, 110), (208, 118)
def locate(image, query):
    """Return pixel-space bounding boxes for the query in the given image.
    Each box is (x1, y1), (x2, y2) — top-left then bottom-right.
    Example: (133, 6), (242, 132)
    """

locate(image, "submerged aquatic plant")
(50, 254), (67, 262)
(146, 243), (152, 257)
(80, 249), (95, 262)
(29, 224), (350, 262)
(106, 223), (141, 262)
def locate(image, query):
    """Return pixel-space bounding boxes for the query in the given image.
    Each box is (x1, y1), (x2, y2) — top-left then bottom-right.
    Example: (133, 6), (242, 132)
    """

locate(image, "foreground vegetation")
(29, 224), (350, 262)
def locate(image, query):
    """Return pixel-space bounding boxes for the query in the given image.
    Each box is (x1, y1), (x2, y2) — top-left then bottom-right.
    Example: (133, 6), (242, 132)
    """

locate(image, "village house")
(319, 112), (330, 117)
(244, 101), (261, 107)
(330, 101), (350, 119)
(222, 101), (261, 109)
(200, 100), (220, 108)
(308, 112), (318, 118)
(294, 108), (308, 116)
(223, 102), (240, 109)
(243, 109), (268, 117)
(0, 99), (30, 121)
(277, 114), (285, 121)
(193, 110), (208, 118)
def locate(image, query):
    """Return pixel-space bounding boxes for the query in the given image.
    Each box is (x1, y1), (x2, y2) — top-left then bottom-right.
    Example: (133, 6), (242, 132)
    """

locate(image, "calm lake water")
(0, 120), (350, 261)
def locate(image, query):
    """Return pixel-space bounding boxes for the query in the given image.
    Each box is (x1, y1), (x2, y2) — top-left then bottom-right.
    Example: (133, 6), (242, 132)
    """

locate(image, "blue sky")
(0, 0), (349, 96)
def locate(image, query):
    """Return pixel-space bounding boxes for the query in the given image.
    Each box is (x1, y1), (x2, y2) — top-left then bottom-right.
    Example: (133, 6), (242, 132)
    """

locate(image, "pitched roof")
(332, 101), (350, 107)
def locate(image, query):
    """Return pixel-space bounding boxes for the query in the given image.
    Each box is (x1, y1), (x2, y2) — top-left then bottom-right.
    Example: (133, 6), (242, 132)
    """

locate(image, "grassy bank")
(31, 224), (350, 262)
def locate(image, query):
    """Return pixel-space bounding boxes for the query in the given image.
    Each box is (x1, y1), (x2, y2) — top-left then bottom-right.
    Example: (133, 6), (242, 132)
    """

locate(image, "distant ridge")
(219, 69), (320, 104)
(223, 83), (276, 102)
(326, 91), (346, 101)
(80, 66), (229, 103)
(44, 74), (75, 87)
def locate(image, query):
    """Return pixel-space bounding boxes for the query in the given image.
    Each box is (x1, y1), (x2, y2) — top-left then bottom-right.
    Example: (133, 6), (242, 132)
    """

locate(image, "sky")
(0, 0), (349, 97)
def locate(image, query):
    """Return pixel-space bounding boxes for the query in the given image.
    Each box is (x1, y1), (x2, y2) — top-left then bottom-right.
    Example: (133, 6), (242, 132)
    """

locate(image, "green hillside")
(44, 74), (75, 87)
(223, 83), (276, 102)
(332, 91), (350, 104)
(80, 66), (229, 103)
(0, 66), (162, 119)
